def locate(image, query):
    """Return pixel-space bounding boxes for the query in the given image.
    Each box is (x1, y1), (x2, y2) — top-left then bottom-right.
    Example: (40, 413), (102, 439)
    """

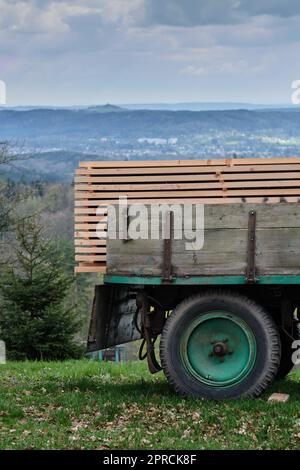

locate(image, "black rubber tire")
(160, 290), (281, 399)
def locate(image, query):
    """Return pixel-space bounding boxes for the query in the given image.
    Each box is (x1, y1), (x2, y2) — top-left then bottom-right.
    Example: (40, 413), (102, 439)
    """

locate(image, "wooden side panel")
(106, 204), (300, 278)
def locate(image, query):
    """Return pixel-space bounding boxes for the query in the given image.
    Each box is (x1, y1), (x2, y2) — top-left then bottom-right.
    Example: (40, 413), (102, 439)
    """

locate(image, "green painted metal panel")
(258, 275), (300, 284)
(104, 274), (300, 286)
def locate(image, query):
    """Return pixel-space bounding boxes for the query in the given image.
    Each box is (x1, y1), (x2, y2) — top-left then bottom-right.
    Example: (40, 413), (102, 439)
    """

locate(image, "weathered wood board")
(106, 203), (300, 278)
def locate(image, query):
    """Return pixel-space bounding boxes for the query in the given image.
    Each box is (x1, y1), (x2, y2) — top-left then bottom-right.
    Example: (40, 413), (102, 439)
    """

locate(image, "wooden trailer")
(75, 157), (300, 399)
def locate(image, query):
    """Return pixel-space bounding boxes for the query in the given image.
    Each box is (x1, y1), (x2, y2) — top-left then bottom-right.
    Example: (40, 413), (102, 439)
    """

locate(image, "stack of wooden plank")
(75, 157), (300, 273)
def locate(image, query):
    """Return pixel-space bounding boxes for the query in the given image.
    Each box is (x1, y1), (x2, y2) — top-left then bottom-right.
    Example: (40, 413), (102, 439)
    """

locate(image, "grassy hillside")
(0, 360), (299, 450)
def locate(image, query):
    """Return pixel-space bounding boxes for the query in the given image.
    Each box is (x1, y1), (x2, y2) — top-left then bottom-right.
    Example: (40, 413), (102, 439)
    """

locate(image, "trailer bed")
(75, 157), (300, 274)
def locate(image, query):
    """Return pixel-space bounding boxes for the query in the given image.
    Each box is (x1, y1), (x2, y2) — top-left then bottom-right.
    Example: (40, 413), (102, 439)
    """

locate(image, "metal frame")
(162, 211), (174, 283)
(104, 274), (300, 286)
(246, 210), (257, 284)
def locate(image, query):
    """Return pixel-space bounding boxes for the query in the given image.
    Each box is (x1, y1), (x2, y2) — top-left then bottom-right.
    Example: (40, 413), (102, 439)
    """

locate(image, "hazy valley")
(1, 105), (300, 181)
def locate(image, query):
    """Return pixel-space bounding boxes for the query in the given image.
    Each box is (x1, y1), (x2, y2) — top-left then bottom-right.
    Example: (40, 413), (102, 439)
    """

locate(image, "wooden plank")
(75, 180), (300, 192)
(79, 157), (300, 168)
(107, 227), (300, 258)
(75, 188), (300, 199)
(75, 247), (106, 253)
(107, 257), (246, 277)
(76, 163), (300, 176)
(75, 239), (107, 246)
(107, 237), (247, 276)
(74, 207), (108, 214)
(74, 204), (300, 241)
(75, 255), (106, 262)
(75, 223), (107, 230)
(75, 196), (300, 206)
(108, 231), (247, 255)
(109, 203), (300, 230)
(74, 171), (300, 184)
(75, 216), (107, 222)
(75, 266), (107, 273)
(75, 231), (107, 239)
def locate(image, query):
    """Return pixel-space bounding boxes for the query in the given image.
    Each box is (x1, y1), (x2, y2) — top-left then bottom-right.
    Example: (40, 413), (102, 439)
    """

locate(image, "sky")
(0, 0), (300, 106)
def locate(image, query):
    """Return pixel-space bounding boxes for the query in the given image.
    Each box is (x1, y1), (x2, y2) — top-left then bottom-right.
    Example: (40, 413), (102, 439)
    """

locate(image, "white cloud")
(180, 58), (272, 77)
(0, 0), (300, 105)
(95, 0), (144, 24)
(180, 65), (207, 76)
(0, 0), (144, 37)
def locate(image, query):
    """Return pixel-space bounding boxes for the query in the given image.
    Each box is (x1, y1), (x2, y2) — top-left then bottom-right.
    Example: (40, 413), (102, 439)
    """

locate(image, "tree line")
(0, 143), (92, 360)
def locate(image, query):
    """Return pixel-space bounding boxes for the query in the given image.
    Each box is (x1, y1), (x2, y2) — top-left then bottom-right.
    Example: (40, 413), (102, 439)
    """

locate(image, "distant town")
(1, 104), (300, 181)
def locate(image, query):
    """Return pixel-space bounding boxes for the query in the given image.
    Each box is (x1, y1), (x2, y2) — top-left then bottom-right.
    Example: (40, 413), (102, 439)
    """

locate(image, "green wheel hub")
(180, 311), (257, 388)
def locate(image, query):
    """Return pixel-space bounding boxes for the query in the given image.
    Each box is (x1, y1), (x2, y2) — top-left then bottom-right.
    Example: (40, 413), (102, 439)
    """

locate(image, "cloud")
(180, 60), (250, 77)
(2, 0), (300, 38)
(180, 57), (275, 77)
(0, 0), (300, 105)
(0, 1), (92, 34)
(240, 0), (300, 18)
(142, 0), (242, 27)
(180, 65), (207, 76)
(142, 0), (300, 27)
(0, 0), (144, 34)
(3, 0), (298, 39)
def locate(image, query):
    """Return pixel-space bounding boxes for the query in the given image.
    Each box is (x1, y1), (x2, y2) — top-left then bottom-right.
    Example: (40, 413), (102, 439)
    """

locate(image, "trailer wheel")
(160, 291), (281, 399)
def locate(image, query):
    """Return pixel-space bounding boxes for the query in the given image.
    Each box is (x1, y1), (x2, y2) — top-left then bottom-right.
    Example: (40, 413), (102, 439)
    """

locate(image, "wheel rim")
(180, 310), (257, 388)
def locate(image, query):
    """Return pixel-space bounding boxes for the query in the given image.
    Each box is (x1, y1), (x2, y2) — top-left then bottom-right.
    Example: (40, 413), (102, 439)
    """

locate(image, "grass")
(0, 360), (300, 450)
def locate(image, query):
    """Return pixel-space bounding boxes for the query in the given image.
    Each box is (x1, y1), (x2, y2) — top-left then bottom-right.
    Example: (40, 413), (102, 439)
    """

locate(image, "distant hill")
(85, 104), (124, 113)
(0, 106), (300, 181)
(2, 102), (295, 112)
(1, 107), (300, 138)
(122, 102), (299, 111)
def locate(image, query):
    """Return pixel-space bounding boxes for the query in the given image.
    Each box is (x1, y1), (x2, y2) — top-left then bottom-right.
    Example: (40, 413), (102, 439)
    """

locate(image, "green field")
(0, 360), (299, 450)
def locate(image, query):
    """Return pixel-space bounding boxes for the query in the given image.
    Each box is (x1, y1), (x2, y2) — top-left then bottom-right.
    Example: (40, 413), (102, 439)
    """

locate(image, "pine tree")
(0, 217), (83, 360)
